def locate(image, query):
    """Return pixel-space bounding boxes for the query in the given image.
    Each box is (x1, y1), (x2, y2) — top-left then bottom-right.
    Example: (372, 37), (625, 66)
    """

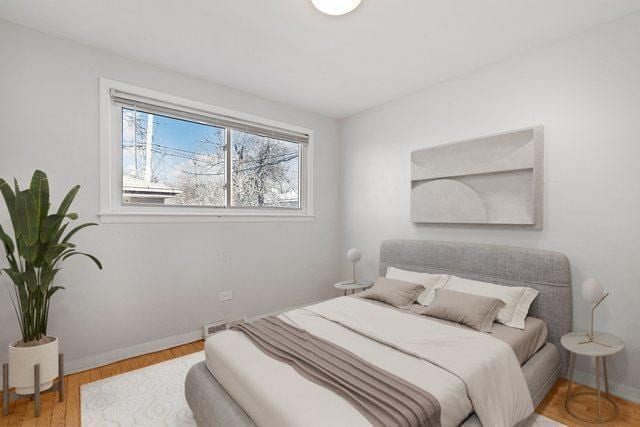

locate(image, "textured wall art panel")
(411, 126), (543, 227)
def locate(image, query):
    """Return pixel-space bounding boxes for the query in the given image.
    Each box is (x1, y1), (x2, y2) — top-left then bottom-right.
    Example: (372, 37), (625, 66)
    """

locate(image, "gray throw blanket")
(233, 317), (442, 427)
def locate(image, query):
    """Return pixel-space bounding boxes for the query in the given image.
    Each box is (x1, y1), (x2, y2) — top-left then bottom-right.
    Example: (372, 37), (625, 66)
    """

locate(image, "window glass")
(121, 108), (226, 206)
(230, 130), (300, 208)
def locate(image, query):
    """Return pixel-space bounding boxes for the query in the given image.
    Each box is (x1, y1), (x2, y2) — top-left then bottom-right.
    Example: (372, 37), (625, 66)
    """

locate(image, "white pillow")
(423, 275), (538, 329)
(385, 267), (449, 306)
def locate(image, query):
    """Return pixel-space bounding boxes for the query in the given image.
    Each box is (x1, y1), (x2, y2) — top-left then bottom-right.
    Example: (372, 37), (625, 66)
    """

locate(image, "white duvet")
(205, 297), (533, 427)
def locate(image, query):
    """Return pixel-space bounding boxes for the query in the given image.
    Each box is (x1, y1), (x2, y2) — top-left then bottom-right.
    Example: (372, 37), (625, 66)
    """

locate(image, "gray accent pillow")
(361, 277), (425, 309)
(420, 288), (505, 332)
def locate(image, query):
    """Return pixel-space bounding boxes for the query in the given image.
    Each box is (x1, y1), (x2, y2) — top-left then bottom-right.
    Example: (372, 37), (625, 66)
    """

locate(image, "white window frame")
(99, 78), (314, 223)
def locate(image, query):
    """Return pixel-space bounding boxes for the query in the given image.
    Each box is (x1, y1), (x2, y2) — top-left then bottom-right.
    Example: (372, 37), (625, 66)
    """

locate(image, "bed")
(185, 240), (572, 426)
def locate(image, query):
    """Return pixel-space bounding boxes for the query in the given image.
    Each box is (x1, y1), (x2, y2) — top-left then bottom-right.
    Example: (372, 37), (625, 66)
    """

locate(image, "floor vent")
(203, 321), (227, 338)
(203, 316), (247, 338)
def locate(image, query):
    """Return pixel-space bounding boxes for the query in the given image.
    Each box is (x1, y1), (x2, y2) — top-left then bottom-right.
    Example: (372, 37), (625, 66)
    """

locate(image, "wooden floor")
(2, 340), (639, 426)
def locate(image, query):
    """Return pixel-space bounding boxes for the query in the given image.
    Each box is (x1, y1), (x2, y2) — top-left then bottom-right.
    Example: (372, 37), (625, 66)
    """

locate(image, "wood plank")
(98, 363), (120, 380)
(63, 373), (81, 427)
(154, 349), (175, 363)
(6, 398), (27, 427)
(116, 359), (133, 374)
(34, 392), (54, 427)
(49, 376), (68, 427)
(87, 367), (102, 384)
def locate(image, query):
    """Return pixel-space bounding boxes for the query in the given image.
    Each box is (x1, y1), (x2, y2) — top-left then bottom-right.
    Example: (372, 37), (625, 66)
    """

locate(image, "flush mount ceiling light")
(311, 0), (362, 16)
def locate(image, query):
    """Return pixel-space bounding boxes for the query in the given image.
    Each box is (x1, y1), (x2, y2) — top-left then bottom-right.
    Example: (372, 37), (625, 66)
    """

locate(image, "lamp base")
(578, 333), (612, 348)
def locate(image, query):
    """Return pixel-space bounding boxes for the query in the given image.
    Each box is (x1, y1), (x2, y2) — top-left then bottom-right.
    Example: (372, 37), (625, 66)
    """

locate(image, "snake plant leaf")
(30, 170), (50, 222)
(62, 251), (103, 270)
(46, 285), (66, 299)
(65, 213), (78, 220)
(56, 185), (80, 217)
(0, 224), (15, 254)
(63, 222), (98, 243)
(0, 179), (18, 233)
(16, 190), (39, 245)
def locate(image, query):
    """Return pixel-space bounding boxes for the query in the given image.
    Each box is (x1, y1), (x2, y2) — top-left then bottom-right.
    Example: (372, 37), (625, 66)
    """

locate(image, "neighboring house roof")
(123, 175), (182, 197)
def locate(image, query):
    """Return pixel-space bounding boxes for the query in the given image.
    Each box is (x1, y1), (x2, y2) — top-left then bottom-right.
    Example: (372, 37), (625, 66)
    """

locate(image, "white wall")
(0, 20), (341, 374)
(340, 12), (640, 402)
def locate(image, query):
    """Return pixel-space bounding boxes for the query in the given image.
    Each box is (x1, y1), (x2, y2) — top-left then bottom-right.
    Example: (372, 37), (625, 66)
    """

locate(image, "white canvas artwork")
(411, 126), (543, 228)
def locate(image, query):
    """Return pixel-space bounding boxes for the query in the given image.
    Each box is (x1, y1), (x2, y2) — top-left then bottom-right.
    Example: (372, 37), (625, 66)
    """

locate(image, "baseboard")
(65, 329), (204, 376)
(570, 369), (640, 404)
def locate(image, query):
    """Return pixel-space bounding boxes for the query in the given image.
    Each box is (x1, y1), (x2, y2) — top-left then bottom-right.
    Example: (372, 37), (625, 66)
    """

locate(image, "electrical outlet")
(219, 290), (233, 301)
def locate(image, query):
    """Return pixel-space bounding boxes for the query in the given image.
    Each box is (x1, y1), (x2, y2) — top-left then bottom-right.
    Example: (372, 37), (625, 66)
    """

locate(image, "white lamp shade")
(581, 278), (605, 304)
(311, 0), (362, 16)
(346, 248), (362, 262)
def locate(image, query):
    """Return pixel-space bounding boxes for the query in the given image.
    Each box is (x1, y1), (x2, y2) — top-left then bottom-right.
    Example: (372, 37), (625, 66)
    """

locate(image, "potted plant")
(0, 170), (101, 394)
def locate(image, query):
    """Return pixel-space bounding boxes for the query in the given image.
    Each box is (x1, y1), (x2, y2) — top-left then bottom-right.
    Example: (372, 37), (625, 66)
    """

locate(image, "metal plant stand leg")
(2, 364), (8, 416)
(34, 364), (41, 417)
(58, 353), (65, 402)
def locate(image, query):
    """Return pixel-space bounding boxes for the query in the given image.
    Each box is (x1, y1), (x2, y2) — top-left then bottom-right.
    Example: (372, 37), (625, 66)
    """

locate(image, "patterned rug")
(81, 350), (566, 426)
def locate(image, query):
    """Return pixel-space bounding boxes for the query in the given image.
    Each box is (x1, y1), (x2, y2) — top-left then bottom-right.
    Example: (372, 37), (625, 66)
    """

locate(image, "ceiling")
(1, 1), (640, 118)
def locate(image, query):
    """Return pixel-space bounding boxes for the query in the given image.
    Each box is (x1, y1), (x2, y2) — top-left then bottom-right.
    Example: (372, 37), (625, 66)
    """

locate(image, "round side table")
(334, 281), (372, 296)
(561, 331), (624, 423)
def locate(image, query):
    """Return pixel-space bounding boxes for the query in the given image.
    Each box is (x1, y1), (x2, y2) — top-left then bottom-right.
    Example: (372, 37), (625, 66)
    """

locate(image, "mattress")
(491, 317), (548, 365)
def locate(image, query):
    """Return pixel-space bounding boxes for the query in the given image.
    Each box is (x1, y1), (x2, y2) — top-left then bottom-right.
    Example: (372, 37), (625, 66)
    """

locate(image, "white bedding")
(205, 297), (533, 427)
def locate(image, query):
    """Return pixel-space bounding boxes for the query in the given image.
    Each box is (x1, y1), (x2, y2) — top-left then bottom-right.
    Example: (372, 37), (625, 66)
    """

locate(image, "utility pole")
(144, 114), (154, 183)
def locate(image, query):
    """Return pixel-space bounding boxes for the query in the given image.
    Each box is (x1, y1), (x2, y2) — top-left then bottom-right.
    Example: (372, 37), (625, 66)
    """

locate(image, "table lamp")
(579, 278), (610, 347)
(346, 248), (362, 284)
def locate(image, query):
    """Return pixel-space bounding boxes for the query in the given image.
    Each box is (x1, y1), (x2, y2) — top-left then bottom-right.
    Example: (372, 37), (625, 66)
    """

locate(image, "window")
(100, 79), (313, 222)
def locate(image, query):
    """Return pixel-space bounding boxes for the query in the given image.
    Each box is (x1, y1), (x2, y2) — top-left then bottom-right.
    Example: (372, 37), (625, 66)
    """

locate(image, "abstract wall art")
(411, 126), (543, 228)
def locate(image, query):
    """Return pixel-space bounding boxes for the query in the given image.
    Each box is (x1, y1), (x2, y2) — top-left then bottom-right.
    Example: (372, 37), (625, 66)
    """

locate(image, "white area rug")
(81, 351), (204, 426)
(81, 350), (565, 426)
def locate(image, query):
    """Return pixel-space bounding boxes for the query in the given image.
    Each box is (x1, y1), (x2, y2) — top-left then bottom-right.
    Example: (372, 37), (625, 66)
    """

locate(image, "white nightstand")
(561, 331), (624, 423)
(334, 281), (372, 296)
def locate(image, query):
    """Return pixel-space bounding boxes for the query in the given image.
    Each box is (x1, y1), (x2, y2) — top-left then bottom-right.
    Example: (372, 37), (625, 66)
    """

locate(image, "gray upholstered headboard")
(379, 240), (572, 373)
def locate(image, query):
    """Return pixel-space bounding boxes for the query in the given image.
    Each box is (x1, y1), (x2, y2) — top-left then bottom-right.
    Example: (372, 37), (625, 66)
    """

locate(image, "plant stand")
(2, 353), (65, 417)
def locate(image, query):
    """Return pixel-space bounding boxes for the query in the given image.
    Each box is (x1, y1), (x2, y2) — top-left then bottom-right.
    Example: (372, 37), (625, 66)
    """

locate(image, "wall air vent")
(203, 321), (228, 338)
(203, 316), (247, 338)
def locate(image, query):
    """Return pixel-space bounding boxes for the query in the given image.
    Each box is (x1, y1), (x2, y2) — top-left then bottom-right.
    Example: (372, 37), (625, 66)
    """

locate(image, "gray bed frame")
(185, 240), (572, 426)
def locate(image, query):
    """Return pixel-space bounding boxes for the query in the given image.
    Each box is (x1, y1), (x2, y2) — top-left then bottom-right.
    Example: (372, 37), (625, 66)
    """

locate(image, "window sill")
(98, 211), (316, 224)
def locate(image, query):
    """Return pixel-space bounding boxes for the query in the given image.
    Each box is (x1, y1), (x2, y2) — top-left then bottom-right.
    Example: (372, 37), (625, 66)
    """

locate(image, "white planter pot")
(8, 336), (59, 395)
